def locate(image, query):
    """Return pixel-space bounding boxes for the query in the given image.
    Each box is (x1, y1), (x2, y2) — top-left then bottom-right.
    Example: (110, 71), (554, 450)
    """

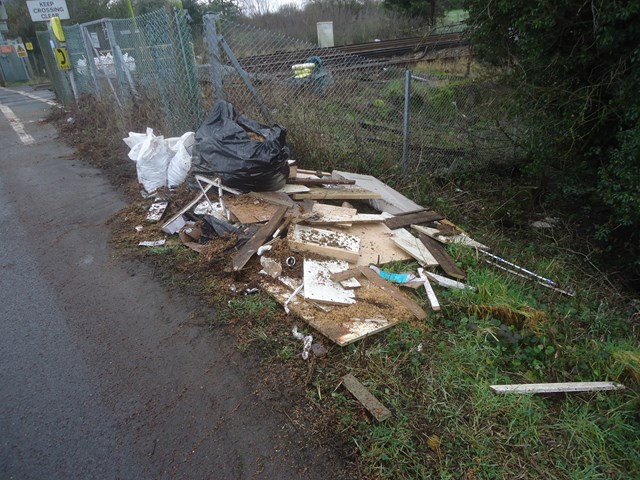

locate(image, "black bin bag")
(190, 100), (290, 192)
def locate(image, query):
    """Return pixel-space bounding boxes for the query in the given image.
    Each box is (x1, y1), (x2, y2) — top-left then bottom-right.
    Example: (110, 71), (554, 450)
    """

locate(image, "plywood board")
(342, 374), (392, 422)
(226, 195), (280, 224)
(332, 170), (422, 214)
(392, 228), (439, 267)
(490, 382), (625, 394)
(292, 186), (382, 200)
(262, 281), (407, 346)
(288, 224), (361, 263)
(303, 259), (356, 305)
(329, 222), (412, 267)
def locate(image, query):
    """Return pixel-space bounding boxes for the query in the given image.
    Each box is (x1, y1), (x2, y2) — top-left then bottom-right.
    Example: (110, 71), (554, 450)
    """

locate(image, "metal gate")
(0, 44), (29, 82)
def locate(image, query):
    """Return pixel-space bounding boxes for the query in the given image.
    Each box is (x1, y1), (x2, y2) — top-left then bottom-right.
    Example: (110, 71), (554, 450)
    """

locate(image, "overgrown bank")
(52, 95), (640, 479)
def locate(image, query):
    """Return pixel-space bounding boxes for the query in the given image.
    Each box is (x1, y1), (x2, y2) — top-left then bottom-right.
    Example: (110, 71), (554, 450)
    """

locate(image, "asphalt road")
(0, 86), (342, 479)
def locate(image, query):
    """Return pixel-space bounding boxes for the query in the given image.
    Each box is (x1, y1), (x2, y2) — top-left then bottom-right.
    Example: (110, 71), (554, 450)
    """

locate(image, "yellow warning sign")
(54, 47), (70, 70)
(26, 42), (34, 51)
(16, 44), (27, 58)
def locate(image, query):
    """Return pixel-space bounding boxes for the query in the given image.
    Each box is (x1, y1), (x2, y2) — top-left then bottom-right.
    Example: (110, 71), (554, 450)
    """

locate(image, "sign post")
(26, 0), (70, 22)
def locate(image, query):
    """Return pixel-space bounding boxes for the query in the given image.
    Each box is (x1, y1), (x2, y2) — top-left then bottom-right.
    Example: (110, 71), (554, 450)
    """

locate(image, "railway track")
(234, 32), (468, 73)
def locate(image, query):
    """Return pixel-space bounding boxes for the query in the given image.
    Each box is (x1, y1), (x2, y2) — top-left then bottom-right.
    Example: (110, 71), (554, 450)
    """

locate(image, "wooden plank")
(297, 168), (332, 177)
(490, 382), (625, 395)
(360, 266), (427, 320)
(342, 374), (392, 422)
(303, 259), (356, 305)
(330, 267), (363, 282)
(248, 191), (296, 208)
(230, 206), (289, 271)
(293, 187), (382, 201)
(392, 228), (439, 267)
(289, 177), (356, 186)
(384, 210), (444, 230)
(412, 224), (489, 251)
(416, 268), (441, 311)
(161, 184), (212, 233)
(288, 224), (361, 263)
(332, 170), (422, 214)
(424, 271), (474, 291)
(416, 232), (466, 279)
(306, 213), (391, 226)
(312, 203), (357, 228)
(194, 174), (242, 195)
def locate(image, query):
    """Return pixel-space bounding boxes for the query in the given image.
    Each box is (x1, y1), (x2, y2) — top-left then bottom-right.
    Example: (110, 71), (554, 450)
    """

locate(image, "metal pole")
(219, 35), (274, 125)
(81, 26), (101, 99)
(105, 20), (130, 101)
(203, 13), (224, 101)
(402, 69), (411, 176)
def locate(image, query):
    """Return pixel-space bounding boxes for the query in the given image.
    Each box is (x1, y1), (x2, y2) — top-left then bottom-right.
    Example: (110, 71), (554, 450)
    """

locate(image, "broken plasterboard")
(303, 259), (356, 305)
(392, 228), (438, 267)
(146, 200), (168, 223)
(262, 281), (408, 346)
(288, 224), (361, 263)
(332, 170), (422, 214)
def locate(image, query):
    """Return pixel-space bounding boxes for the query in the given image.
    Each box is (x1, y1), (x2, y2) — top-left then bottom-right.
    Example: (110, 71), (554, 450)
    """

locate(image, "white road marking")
(0, 86), (58, 107)
(0, 103), (36, 145)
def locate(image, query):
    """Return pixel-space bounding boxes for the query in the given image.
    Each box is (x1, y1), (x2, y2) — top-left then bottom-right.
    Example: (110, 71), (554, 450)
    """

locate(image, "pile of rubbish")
(124, 101), (574, 350)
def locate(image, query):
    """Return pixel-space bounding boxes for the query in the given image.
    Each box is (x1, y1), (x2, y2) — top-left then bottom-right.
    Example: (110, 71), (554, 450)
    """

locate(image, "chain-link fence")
(36, 8), (514, 177)
(37, 8), (203, 136)
(199, 15), (515, 178)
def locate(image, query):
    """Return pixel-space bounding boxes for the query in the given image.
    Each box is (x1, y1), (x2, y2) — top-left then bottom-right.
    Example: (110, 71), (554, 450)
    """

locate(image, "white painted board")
(490, 382), (625, 394)
(392, 228), (438, 267)
(303, 259), (356, 305)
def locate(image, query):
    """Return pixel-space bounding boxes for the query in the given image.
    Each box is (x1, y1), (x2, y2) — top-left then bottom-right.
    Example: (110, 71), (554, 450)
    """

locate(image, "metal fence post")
(80, 26), (101, 99)
(203, 13), (225, 101)
(105, 20), (134, 101)
(402, 69), (412, 176)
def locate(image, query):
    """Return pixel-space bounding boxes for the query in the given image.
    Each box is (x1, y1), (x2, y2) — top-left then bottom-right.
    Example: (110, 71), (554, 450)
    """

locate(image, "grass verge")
(51, 96), (640, 479)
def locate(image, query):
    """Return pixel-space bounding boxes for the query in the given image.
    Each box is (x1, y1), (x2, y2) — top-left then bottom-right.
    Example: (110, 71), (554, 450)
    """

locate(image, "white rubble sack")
(124, 129), (195, 194)
(166, 131), (195, 187)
